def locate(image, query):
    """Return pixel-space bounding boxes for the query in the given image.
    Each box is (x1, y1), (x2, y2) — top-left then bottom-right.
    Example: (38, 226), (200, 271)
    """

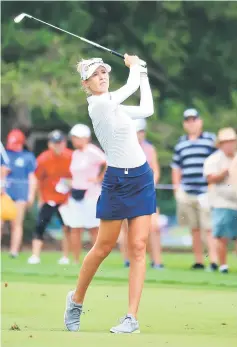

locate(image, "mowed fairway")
(2, 252), (237, 347)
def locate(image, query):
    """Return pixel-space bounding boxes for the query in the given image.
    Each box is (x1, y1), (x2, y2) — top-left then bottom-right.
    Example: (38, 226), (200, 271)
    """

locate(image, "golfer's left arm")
(119, 72), (154, 119)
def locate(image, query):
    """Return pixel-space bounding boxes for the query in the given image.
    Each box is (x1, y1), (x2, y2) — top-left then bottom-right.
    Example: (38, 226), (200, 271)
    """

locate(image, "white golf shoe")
(58, 256), (70, 265)
(110, 314), (140, 334)
(64, 290), (83, 331)
(27, 255), (40, 264)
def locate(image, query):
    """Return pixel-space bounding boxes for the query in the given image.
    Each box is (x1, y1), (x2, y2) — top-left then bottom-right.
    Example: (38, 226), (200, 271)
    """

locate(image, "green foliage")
(1, 1), (237, 197)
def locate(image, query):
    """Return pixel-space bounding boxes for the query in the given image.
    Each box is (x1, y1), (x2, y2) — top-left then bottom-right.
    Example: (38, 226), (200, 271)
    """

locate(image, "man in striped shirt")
(171, 108), (218, 271)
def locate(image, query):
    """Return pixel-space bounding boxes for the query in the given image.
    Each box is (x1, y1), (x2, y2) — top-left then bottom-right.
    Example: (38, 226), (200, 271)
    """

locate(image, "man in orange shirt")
(28, 130), (73, 264)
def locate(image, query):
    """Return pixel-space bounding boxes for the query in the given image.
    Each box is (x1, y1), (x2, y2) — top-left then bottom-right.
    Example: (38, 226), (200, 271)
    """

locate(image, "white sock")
(10, 252), (18, 257)
(219, 264), (228, 271)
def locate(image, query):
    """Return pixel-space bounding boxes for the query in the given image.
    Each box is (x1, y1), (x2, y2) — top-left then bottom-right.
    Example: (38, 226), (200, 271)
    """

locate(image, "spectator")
(27, 130), (72, 264)
(203, 128), (237, 273)
(0, 142), (10, 193)
(119, 119), (163, 269)
(59, 124), (107, 264)
(171, 108), (218, 270)
(229, 151), (237, 195)
(0, 129), (36, 257)
(229, 153), (237, 256)
(0, 146), (17, 228)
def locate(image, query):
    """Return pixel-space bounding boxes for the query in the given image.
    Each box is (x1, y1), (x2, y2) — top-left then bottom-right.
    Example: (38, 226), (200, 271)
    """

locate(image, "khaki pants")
(175, 189), (211, 230)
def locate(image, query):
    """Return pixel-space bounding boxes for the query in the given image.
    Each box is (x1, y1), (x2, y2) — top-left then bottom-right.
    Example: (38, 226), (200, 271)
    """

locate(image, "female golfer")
(64, 54), (155, 334)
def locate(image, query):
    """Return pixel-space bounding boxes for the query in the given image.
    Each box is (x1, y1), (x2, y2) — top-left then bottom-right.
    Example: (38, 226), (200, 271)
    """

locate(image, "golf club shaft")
(22, 15), (124, 59)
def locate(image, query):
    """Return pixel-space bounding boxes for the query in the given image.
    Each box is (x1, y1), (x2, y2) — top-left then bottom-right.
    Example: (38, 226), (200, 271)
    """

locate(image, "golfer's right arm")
(118, 72), (154, 119)
(110, 54), (141, 104)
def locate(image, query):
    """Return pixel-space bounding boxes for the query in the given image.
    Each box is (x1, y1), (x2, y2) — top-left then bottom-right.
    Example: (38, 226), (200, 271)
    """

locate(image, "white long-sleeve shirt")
(87, 65), (154, 168)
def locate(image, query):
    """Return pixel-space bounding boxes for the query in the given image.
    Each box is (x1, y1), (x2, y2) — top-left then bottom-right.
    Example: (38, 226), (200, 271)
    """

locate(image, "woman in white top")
(64, 54), (156, 334)
(59, 124), (107, 264)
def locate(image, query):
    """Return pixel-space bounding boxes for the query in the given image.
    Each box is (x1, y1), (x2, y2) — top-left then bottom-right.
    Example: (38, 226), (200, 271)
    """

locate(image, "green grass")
(1, 251), (237, 347)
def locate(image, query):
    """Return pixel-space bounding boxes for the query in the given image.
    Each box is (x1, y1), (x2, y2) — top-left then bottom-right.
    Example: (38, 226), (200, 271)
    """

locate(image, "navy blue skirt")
(96, 161), (156, 220)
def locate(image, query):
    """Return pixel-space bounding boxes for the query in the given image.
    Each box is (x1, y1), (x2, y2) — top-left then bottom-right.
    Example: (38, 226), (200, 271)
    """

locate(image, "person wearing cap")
(229, 150), (237, 258)
(229, 148), (237, 196)
(0, 129), (36, 258)
(27, 130), (73, 265)
(203, 127), (237, 273)
(119, 118), (164, 269)
(0, 143), (17, 237)
(64, 54), (155, 334)
(59, 124), (107, 264)
(171, 108), (218, 271)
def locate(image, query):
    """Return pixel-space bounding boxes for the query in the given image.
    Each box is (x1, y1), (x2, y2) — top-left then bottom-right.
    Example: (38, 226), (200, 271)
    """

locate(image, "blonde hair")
(81, 81), (92, 96)
(76, 60), (91, 95)
(76, 60), (83, 75)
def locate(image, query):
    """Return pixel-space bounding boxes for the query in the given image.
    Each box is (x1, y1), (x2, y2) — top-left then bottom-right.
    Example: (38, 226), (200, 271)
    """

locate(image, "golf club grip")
(111, 50), (147, 68)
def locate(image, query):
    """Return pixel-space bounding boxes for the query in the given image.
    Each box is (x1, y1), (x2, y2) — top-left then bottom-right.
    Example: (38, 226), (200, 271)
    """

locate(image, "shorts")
(6, 183), (28, 202)
(212, 208), (237, 240)
(96, 161), (156, 220)
(175, 189), (211, 230)
(59, 196), (100, 229)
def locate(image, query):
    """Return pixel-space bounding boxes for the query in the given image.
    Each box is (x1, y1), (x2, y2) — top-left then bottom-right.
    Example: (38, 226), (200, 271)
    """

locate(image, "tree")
(1, 1), (237, 203)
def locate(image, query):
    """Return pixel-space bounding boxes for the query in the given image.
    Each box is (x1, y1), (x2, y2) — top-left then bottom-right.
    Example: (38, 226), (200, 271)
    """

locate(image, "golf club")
(14, 13), (146, 67)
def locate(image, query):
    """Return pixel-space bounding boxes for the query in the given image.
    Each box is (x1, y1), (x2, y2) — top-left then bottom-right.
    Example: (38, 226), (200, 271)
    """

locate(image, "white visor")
(134, 119), (147, 132)
(70, 124), (91, 138)
(77, 58), (111, 80)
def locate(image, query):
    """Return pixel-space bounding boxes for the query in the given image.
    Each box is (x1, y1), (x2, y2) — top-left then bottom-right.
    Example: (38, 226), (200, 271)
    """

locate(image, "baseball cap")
(134, 119), (147, 132)
(183, 108), (199, 119)
(77, 58), (111, 81)
(216, 127), (237, 146)
(70, 124), (91, 138)
(6, 129), (26, 151)
(48, 130), (65, 143)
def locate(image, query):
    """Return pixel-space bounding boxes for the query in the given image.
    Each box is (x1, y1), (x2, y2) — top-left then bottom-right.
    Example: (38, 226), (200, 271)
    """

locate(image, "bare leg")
(89, 227), (99, 246)
(0, 220), (5, 240)
(192, 228), (203, 264)
(10, 202), (27, 255)
(70, 228), (83, 264)
(31, 239), (43, 257)
(127, 215), (151, 318)
(61, 226), (71, 258)
(119, 220), (129, 263)
(73, 220), (123, 304)
(217, 238), (228, 266)
(148, 211), (163, 265)
(206, 229), (218, 264)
